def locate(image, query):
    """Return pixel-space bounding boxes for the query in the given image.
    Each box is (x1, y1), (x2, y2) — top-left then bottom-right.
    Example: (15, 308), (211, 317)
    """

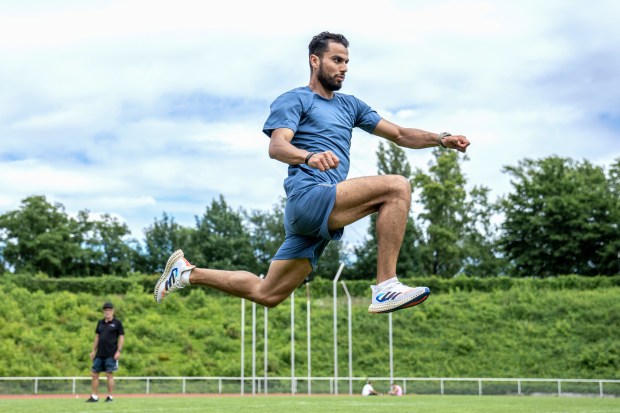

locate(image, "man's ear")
(310, 54), (320, 70)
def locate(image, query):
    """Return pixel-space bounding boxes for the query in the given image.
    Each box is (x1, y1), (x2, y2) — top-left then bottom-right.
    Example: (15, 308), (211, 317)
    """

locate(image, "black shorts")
(92, 357), (118, 373)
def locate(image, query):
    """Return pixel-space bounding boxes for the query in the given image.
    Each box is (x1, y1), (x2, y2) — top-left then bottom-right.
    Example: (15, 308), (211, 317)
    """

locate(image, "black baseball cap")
(102, 302), (114, 309)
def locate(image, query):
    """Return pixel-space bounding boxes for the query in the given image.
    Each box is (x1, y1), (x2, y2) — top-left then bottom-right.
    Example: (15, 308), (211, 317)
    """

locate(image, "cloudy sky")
(1, 0), (619, 250)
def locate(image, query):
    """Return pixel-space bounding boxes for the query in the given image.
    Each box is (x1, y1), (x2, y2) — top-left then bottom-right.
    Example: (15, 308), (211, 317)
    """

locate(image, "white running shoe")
(368, 279), (430, 314)
(154, 249), (196, 304)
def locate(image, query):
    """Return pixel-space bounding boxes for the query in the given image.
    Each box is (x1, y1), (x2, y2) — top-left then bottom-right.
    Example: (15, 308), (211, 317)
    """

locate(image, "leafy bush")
(0, 275), (618, 379)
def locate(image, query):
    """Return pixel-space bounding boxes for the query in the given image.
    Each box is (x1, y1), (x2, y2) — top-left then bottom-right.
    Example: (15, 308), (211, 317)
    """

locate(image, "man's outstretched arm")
(373, 119), (470, 153)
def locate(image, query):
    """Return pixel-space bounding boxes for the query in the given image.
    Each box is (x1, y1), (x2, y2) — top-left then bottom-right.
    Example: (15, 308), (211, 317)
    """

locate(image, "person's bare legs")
(189, 174), (409, 302)
(106, 373), (114, 397)
(159, 174), (411, 309)
(328, 174), (411, 283)
(189, 258), (312, 308)
(91, 372), (99, 396)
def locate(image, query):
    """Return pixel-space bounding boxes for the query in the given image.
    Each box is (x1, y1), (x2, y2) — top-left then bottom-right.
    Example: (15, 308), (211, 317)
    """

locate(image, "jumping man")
(154, 31), (470, 313)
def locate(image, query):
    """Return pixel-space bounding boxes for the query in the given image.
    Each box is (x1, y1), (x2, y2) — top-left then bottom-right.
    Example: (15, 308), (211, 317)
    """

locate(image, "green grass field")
(1, 395), (619, 413)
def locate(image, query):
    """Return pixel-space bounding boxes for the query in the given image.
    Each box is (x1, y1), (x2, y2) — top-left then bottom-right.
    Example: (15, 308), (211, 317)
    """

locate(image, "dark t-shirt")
(95, 318), (124, 358)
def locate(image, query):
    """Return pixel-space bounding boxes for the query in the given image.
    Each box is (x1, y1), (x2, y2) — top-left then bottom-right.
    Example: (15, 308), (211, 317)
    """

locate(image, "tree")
(352, 141), (424, 279)
(0, 196), (80, 277)
(499, 156), (619, 276)
(0, 196), (142, 277)
(609, 158), (620, 195)
(192, 195), (257, 272)
(0, 240), (5, 274)
(245, 197), (286, 276)
(66, 210), (136, 276)
(461, 186), (507, 277)
(606, 158), (620, 274)
(142, 212), (196, 273)
(412, 149), (469, 277)
(89, 214), (135, 275)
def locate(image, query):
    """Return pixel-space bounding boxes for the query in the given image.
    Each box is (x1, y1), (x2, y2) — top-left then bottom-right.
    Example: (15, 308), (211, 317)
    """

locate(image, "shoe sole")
(153, 249), (185, 303)
(368, 288), (430, 314)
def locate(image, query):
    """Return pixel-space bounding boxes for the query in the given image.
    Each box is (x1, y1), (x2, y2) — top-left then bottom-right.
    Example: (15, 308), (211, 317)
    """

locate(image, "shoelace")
(381, 280), (412, 293)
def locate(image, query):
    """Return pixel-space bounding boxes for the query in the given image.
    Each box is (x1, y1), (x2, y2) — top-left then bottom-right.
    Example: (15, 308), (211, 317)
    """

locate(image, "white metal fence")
(4, 266), (618, 399)
(1, 376), (619, 398)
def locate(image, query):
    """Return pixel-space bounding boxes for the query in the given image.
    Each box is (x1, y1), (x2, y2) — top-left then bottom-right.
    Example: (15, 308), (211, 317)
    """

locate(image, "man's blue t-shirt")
(262, 86), (382, 196)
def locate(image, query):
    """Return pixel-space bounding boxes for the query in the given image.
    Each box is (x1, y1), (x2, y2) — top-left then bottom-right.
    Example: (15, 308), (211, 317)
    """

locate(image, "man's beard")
(317, 62), (343, 91)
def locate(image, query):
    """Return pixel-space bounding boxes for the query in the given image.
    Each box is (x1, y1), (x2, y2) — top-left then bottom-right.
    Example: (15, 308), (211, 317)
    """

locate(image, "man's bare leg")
(328, 174), (411, 283)
(154, 173), (424, 312)
(106, 373), (114, 398)
(91, 372), (99, 397)
(187, 258), (311, 308)
(328, 174), (429, 313)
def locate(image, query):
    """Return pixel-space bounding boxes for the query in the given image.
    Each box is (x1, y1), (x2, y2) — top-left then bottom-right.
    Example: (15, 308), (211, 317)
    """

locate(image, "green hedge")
(0, 274), (144, 295)
(3, 273), (620, 297)
(0, 277), (619, 379)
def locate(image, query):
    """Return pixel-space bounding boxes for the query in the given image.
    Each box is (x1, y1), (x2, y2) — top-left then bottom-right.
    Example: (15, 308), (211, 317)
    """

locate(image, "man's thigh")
(328, 175), (410, 230)
(260, 258), (312, 304)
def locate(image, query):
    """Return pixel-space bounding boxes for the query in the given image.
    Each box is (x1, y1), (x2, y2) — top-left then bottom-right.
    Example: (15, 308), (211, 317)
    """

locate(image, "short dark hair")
(308, 31), (349, 61)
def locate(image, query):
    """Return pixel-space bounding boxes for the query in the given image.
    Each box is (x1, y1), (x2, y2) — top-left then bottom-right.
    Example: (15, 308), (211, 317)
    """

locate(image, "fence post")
(264, 304), (269, 395)
(332, 262), (345, 396)
(388, 313), (393, 384)
(340, 281), (353, 395)
(252, 278), (261, 397)
(241, 299), (245, 396)
(306, 281), (312, 395)
(291, 290), (295, 395)
(558, 380), (561, 397)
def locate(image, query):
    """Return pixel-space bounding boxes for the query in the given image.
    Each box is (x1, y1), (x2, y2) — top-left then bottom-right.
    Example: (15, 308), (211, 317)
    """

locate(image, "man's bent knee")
(253, 280), (304, 308)
(255, 258), (311, 308)
(251, 280), (297, 308)
(389, 175), (411, 193)
(385, 175), (411, 204)
(256, 294), (288, 309)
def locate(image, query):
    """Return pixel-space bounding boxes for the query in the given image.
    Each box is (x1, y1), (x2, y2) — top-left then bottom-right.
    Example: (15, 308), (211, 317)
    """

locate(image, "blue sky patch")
(598, 112), (620, 132)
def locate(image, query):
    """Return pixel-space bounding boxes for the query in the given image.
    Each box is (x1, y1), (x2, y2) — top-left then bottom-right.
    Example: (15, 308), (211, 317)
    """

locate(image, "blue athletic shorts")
(273, 183), (343, 270)
(92, 357), (118, 373)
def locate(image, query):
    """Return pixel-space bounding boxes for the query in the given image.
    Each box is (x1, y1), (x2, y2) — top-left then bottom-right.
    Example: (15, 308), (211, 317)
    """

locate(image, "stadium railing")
(0, 376), (619, 398)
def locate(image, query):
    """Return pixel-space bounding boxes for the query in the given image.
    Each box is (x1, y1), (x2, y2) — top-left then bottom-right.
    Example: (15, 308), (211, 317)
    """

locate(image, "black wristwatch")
(304, 152), (316, 165)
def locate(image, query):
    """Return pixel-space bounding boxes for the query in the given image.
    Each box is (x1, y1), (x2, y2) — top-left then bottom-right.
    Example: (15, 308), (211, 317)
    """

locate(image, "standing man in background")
(86, 302), (124, 403)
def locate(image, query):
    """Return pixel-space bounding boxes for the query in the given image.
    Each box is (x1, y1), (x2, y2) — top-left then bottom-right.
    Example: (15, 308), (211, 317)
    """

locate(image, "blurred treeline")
(1, 147), (618, 279)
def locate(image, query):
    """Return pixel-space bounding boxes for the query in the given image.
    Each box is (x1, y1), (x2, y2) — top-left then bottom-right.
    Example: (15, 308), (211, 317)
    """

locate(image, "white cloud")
(0, 0), (618, 251)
